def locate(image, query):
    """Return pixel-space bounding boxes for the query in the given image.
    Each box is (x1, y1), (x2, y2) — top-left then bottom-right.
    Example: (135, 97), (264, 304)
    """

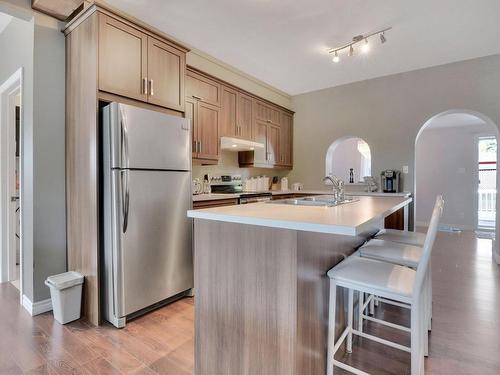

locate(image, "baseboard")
(22, 295), (52, 316)
(416, 221), (475, 231)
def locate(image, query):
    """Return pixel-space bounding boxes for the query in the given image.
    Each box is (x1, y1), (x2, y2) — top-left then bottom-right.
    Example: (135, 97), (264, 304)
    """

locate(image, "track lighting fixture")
(328, 27), (391, 63)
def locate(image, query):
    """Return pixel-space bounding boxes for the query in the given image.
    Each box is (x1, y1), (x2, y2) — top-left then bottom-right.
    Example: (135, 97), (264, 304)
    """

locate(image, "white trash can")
(45, 271), (84, 324)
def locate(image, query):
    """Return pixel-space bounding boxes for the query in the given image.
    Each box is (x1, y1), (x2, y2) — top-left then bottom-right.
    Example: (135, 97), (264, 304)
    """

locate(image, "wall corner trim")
(493, 240), (500, 265)
(22, 295), (52, 316)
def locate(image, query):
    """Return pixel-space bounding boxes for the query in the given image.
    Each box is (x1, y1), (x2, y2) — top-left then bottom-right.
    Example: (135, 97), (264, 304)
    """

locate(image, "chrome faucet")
(323, 175), (345, 202)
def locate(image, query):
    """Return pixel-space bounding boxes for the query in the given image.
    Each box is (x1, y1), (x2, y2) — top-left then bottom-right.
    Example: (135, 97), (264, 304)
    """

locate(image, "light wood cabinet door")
(98, 14), (147, 101)
(253, 120), (268, 164)
(267, 123), (280, 165)
(237, 92), (253, 140)
(197, 101), (220, 161)
(220, 86), (237, 137)
(279, 111), (293, 167)
(186, 70), (221, 107)
(147, 37), (185, 111)
(185, 97), (197, 158)
(255, 100), (269, 122)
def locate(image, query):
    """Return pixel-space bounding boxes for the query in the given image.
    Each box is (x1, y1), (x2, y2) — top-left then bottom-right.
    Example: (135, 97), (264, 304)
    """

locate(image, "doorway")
(415, 110), (499, 238)
(477, 136), (496, 230)
(0, 68), (23, 297)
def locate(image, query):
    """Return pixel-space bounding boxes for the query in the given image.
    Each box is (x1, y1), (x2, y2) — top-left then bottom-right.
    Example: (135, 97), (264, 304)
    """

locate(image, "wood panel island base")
(187, 196), (412, 375)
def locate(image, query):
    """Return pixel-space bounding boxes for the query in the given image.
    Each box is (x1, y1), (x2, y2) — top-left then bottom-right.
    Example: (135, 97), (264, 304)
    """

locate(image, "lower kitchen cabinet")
(193, 198), (239, 209)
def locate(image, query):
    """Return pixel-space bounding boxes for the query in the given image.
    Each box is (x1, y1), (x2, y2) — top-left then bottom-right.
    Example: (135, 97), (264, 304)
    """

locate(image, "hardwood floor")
(1, 230), (499, 374)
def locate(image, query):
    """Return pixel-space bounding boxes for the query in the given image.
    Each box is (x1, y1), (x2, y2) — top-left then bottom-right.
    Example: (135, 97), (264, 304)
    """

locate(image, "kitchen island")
(187, 196), (412, 375)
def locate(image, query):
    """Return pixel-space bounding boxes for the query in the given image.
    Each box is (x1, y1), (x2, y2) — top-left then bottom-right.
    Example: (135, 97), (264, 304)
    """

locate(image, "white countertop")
(188, 196), (412, 236)
(193, 190), (411, 201)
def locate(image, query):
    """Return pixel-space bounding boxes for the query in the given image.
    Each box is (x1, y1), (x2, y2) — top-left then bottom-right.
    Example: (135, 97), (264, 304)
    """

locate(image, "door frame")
(474, 133), (498, 231)
(0, 68), (23, 298)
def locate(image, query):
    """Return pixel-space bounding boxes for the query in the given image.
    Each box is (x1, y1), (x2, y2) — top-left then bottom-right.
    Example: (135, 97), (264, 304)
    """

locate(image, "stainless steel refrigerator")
(102, 102), (193, 328)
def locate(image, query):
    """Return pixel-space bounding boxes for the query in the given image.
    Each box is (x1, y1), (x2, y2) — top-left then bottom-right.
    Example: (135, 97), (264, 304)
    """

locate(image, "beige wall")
(289, 54), (500, 258)
(289, 54), (500, 191)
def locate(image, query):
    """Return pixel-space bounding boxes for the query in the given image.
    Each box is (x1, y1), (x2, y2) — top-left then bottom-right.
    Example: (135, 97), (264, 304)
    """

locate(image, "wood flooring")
(1, 230), (499, 374)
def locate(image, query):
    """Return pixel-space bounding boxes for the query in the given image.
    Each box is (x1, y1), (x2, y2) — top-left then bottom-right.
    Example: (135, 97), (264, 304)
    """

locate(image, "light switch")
(457, 167), (466, 174)
(402, 165), (409, 174)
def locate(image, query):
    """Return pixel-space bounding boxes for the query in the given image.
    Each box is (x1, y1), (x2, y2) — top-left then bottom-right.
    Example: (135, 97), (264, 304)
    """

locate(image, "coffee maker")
(381, 170), (400, 193)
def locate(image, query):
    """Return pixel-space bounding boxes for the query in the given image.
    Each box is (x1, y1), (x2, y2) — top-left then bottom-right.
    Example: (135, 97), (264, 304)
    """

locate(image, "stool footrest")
(352, 329), (411, 353)
(362, 314), (411, 332)
(375, 296), (411, 309)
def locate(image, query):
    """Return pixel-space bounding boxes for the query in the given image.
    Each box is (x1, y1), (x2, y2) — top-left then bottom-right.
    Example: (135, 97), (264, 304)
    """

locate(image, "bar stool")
(359, 196), (444, 331)
(326, 196), (443, 375)
(373, 228), (426, 247)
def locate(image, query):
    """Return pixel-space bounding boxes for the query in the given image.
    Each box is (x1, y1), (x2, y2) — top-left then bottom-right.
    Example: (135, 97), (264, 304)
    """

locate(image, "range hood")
(220, 136), (265, 152)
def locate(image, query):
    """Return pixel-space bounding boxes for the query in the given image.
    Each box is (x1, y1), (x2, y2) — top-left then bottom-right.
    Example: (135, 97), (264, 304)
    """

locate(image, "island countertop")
(187, 195), (412, 236)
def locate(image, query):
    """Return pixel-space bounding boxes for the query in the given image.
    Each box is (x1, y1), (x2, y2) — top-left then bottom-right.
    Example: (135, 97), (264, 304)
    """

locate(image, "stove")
(210, 175), (272, 203)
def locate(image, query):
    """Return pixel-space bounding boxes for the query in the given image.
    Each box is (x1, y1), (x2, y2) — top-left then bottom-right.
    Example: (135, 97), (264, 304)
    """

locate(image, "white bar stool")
(359, 196), (444, 332)
(326, 196), (443, 375)
(373, 228), (426, 247)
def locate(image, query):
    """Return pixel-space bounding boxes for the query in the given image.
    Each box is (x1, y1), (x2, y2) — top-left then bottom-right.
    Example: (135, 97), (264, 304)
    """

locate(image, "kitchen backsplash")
(192, 151), (291, 180)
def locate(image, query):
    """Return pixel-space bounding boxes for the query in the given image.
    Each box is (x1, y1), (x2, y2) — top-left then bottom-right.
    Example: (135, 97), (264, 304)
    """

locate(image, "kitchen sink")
(268, 196), (358, 207)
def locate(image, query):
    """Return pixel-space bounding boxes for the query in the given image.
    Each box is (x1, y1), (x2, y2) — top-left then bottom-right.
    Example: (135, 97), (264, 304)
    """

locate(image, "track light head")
(361, 38), (370, 53)
(348, 45), (354, 57)
(332, 51), (340, 63)
(380, 32), (387, 44)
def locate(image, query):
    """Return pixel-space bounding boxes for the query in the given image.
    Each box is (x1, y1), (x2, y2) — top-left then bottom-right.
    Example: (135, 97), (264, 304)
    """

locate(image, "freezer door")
(112, 169), (193, 317)
(105, 102), (191, 171)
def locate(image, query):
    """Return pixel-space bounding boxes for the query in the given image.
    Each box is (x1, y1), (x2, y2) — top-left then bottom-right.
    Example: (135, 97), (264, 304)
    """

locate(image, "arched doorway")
(325, 136), (372, 183)
(415, 110), (499, 235)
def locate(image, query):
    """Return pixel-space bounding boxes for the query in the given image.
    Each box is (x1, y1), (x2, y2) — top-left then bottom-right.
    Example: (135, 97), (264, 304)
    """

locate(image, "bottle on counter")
(349, 168), (354, 184)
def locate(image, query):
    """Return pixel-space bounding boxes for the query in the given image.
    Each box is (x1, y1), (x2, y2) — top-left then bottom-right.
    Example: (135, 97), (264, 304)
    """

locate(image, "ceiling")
(426, 113), (486, 130)
(106, 0), (500, 95)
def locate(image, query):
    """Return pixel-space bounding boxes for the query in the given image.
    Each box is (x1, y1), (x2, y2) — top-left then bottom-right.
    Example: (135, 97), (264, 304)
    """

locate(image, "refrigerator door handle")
(121, 169), (130, 233)
(121, 110), (130, 169)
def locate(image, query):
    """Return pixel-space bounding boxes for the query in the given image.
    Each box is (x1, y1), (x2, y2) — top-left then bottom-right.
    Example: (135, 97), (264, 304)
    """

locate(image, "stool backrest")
(413, 195), (444, 298)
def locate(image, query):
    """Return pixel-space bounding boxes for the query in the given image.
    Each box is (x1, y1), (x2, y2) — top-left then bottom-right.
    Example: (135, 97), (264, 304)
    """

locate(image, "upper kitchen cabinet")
(147, 37), (185, 112)
(186, 70), (221, 107)
(255, 100), (281, 126)
(98, 14), (148, 102)
(277, 111), (293, 167)
(237, 92), (253, 139)
(221, 85), (237, 137)
(97, 13), (187, 112)
(220, 86), (253, 139)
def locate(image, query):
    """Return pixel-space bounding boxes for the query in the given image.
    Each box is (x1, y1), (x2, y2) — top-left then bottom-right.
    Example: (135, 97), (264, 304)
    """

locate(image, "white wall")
(0, 0), (66, 303)
(329, 138), (370, 183)
(415, 124), (495, 229)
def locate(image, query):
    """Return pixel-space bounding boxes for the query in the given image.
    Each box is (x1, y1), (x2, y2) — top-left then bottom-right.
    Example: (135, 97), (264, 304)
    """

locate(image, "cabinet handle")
(149, 79), (154, 96)
(199, 141), (202, 153)
(192, 95), (204, 100)
(143, 78), (147, 95)
(193, 140), (197, 153)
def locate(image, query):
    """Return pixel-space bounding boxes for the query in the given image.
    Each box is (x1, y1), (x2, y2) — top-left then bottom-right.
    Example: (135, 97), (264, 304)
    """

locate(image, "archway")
(325, 136), (372, 183)
(415, 109), (499, 236)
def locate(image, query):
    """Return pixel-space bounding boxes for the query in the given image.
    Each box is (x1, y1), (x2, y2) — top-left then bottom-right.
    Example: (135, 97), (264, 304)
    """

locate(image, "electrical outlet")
(402, 165), (409, 174)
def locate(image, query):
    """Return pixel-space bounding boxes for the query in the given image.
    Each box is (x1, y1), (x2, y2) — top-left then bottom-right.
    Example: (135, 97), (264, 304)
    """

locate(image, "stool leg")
(358, 291), (364, 333)
(411, 301), (423, 375)
(347, 288), (354, 353)
(327, 280), (337, 375)
(428, 264), (433, 331)
(369, 294), (375, 315)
